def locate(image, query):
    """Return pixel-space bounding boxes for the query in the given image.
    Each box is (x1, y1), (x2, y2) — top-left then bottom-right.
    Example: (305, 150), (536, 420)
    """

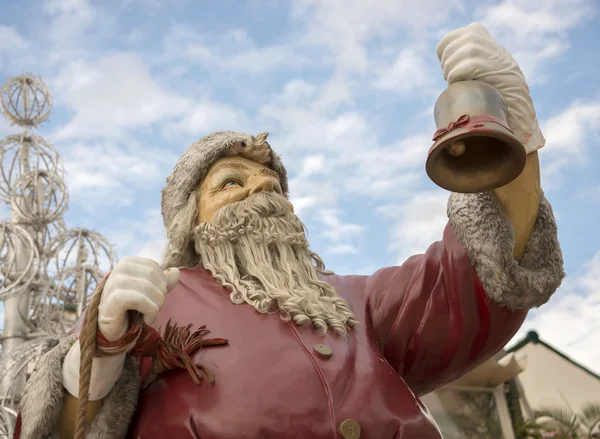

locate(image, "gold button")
(313, 344), (333, 359)
(340, 419), (361, 439)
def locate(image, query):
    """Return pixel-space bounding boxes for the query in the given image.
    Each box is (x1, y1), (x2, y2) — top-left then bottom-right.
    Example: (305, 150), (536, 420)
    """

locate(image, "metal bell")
(425, 80), (527, 193)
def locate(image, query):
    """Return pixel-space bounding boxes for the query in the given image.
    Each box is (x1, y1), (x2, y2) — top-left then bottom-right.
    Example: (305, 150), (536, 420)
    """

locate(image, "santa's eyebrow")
(258, 167), (280, 179)
(213, 162), (248, 173)
(213, 162), (279, 180)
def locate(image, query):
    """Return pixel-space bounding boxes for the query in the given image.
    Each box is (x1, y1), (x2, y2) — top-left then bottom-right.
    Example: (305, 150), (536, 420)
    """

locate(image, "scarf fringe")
(97, 313), (228, 386)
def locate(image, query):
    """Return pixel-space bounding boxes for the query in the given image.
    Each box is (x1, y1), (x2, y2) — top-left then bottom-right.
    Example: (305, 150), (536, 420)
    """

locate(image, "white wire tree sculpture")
(0, 74), (117, 437)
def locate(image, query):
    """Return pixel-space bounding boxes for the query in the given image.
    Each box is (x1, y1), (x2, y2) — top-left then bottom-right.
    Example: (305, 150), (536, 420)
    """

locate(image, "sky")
(0, 0), (599, 374)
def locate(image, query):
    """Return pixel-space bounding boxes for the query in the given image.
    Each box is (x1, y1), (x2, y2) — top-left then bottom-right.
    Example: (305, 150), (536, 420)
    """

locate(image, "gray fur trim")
(447, 191), (564, 310)
(85, 355), (139, 439)
(161, 131), (289, 230)
(20, 335), (77, 439)
(20, 335), (140, 439)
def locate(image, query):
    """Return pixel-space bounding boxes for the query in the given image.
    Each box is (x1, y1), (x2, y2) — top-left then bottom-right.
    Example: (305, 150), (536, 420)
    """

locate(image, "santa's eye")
(222, 179), (242, 189)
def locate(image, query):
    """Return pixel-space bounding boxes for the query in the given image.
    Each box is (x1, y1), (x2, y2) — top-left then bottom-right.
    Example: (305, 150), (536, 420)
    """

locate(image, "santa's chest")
(127, 272), (442, 439)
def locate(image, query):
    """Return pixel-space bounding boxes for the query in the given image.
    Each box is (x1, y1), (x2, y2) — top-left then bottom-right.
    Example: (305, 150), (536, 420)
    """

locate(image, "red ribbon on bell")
(432, 114), (471, 141)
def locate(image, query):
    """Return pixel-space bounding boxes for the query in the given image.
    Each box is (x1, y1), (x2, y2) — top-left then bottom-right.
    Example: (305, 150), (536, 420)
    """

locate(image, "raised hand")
(436, 22), (545, 154)
(61, 257), (180, 403)
(98, 256), (180, 342)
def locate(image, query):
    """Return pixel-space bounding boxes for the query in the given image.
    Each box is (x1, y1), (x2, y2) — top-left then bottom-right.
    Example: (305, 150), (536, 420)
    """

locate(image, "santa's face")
(190, 155), (359, 336)
(198, 156), (292, 223)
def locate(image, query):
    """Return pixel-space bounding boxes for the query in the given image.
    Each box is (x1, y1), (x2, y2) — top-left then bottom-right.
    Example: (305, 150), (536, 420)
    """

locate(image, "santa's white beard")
(193, 192), (359, 336)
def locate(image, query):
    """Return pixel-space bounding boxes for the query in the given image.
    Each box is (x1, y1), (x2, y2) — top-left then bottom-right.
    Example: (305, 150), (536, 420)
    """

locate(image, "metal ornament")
(0, 74), (117, 432)
(426, 80), (527, 194)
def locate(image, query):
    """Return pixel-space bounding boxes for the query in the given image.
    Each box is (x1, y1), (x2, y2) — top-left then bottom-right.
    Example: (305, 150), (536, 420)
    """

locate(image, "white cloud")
(289, 196), (318, 217)
(0, 26), (27, 53)
(374, 47), (437, 95)
(289, 178), (338, 219)
(106, 208), (166, 262)
(543, 102), (600, 155)
(270, 76), (352, 114)
(259, 101), (370, 157)
(541, 100), (600, 187)
(302, 208), (366, 255)
(378, 190), (448, 264)
(298, 155), (327, 177)
(161, 101), (248, 139)
(291, 0), (463, 72)
(59, 139), (178, 209)
(162, 27), (306, 75)
(480, 0), (596, 81)
(289, 184), (335, 218)
(509, 252), (600, 375)
(38, 0), (120, 68)
(318, 208), (364, 241)
(338, 133), (432, 198)
(43, 0), (96, 45)
(288, 155), (336, 216)
(51, 53), (190, 140)
(0, 26), (35, 73)
(481, 0), (594, 38)
(327, 244), (359, 255)
(274, 80), (318, 105)
(313, 75), (354, 113)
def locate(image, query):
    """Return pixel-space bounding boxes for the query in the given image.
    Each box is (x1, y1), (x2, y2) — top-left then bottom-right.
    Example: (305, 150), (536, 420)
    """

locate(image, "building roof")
(506, 330), (600, 382)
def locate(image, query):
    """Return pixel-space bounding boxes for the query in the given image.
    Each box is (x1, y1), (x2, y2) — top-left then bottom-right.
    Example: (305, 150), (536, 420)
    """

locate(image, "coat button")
(340, 419), (361, 438)
(313, 344), (333, 359)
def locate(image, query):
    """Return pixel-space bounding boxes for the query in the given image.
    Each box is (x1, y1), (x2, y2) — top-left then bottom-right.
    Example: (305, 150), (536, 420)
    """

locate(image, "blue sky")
(0, 0), (599, 372)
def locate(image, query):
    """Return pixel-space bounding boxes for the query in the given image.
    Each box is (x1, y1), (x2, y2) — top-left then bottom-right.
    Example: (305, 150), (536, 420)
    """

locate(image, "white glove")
(62, 257), (180, 400)
(98, 256), (180, 341)
(436, 22), (545, 154)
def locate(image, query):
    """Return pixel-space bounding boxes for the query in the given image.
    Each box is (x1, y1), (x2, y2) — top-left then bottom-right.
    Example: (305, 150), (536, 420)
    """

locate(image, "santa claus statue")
(16, 24), (564, 439)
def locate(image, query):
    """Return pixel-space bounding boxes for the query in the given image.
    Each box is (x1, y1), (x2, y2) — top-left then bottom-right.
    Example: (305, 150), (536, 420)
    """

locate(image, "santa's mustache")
(211, 191), (296, 225)
(193, 191), (306, 249)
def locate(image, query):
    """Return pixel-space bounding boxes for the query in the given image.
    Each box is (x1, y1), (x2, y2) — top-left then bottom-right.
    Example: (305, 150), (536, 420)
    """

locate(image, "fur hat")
(161, 131), (289, 230)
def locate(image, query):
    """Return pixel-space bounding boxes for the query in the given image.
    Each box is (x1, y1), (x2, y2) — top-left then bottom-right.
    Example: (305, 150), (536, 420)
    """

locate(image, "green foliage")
(516, 402), (600, 439)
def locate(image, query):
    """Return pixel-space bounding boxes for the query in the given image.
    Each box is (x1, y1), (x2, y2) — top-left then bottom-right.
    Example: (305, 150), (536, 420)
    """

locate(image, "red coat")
(128, 223), (526, 438)
(14, 223), (526, 438)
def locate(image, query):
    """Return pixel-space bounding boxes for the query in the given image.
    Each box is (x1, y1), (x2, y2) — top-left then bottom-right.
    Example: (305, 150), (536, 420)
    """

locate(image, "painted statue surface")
(15, 24), (564, 439)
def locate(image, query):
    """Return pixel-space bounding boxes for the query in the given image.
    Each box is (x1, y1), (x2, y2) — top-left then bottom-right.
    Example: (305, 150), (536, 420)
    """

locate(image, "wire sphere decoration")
(58, 264), (104, 310)
(0, 405), (17, 439)
(0, 74), (52, 128)
(46, 228), (117, 282)
(0, 73), (119, 435)
(11, 170), (69, 225)
(30, 264), (104, 335)
(0, 335), (60, 409)
(0, 222), (39, 300)
(0, 133), (62, 203)
(31, 218), (67, 261)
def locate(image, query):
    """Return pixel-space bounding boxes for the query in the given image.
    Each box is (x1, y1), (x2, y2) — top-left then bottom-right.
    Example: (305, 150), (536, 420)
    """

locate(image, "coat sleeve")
(13, 312), (140, 439)
(365, 191), (564, 396)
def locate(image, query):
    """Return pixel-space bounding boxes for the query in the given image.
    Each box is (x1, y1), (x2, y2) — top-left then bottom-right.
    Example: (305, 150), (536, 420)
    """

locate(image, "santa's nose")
(248, 176), (275, 195)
